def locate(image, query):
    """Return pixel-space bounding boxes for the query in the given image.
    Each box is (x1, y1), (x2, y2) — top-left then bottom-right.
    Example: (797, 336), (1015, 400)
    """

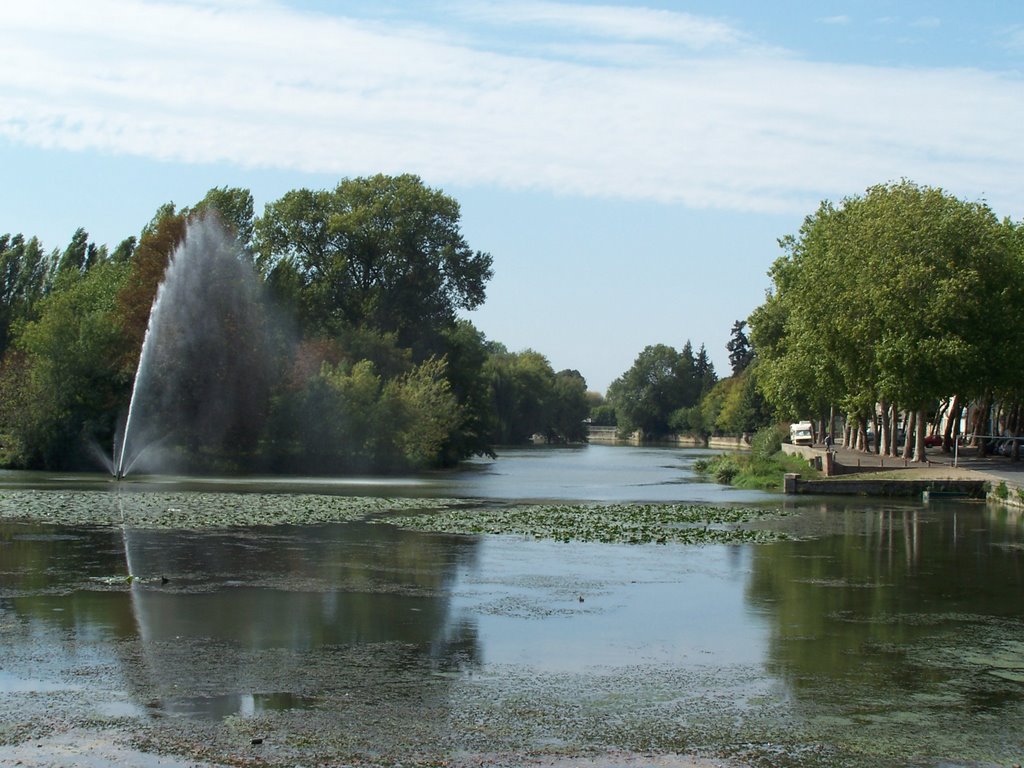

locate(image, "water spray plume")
(116, 216), (272, 478)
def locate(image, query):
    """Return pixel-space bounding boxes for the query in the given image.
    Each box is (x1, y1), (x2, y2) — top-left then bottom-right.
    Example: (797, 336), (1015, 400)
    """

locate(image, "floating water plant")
(376, 502), (790, 544)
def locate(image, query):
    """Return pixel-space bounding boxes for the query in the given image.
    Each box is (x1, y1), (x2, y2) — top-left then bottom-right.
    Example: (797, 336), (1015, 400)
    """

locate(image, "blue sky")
(1, 1), (1022, 393)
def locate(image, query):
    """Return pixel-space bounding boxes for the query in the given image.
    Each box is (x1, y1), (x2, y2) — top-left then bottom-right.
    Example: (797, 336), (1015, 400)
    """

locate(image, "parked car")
(923, 434), (943, 447)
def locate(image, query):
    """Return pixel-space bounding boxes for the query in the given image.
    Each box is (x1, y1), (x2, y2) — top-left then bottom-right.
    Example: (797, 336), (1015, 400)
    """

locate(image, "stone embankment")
(782, 443), (1024, 505)
(586, 426), (748, 451)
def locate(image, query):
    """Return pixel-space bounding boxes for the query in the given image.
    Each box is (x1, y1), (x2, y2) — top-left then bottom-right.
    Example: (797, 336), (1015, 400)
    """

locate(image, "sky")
(1, 1), (1022, 394)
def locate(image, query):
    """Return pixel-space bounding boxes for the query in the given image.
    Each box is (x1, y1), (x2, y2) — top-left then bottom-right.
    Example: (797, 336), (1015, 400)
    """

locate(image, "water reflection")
(1, 520), (481, 720)
(746, 501), (1024, 758)
(2, 453), (1024, 765)
(455, 444), (774, 502)
(0, 444), (773, 503)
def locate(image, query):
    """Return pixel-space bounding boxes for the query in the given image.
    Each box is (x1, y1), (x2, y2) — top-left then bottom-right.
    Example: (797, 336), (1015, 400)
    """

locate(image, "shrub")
(751, 424), (786, 463)
(713, 456), (741, 484)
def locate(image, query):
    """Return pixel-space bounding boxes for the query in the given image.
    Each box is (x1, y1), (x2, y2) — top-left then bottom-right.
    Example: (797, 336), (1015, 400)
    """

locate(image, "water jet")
(115, 216), (273, 478)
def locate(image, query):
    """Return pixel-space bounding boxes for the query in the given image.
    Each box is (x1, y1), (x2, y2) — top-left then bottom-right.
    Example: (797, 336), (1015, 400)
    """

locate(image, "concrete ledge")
(784, 475), (988, 498)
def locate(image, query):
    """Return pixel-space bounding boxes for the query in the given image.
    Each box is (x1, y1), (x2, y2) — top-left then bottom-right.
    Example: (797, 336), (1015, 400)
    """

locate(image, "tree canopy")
(0, 176), (594, 473)
(749, 180), (1024, 459)
(255, 174), (493, 352)
(606, 342), (715, 437)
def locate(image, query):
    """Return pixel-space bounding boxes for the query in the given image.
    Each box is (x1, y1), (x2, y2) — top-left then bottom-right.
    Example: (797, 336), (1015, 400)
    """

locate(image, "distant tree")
(113, 206), (187, 377)
(695, 343), (717, 395)
(549, 369), (589, 443)
(484, 347), (555, 444)
(110, 236), (137, 264)
(726, 320), (754, 375)
(587, 391), (616, 426)
(608, 344), (693, 437)
(55, 227), (90, 276)
(384, 356), (462, 467)
(438, 320), (496, 462)
(589, 403), (617, 426)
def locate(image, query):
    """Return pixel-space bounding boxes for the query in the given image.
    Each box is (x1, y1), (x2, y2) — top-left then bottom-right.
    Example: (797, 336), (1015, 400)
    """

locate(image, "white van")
(789, 421), (814, 446)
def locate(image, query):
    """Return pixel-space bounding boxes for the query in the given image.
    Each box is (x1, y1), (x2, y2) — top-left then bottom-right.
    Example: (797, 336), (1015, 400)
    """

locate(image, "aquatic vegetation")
(0, 490), (455, 529)
(694, 450), (817, 490)
(376, 502), (790, 544)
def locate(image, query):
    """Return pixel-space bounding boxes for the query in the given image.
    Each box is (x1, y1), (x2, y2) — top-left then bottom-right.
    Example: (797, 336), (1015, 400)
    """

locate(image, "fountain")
(115, 216), (274, 478)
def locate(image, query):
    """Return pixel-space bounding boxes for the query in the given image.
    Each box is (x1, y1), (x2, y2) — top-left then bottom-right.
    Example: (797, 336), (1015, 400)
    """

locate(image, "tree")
(695, 343), (717, 395)
(484, 347), (555, 444)
(549, 369), (589, 443)
(750, 180), (1024, 460)
(608, 344), (695, 437)
(113, 205), (187, 377)
(2, 260), (130, 468)
(437, 320), (495, 462)
(0, 234), (52, 357)
(255, 174), (493, 351)
(189, 187), (255, 253)
(385, 357), (462, 467)
(726, 320), (754, 375)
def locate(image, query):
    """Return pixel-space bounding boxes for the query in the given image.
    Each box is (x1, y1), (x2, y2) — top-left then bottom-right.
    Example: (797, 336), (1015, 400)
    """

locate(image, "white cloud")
(1, 0), (1022, 215)
(819, 15), (851, 26)
(457, 1), (746, 49)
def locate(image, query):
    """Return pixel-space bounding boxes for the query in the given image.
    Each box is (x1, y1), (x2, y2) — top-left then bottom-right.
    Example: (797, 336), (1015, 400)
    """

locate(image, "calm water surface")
(1, 444), (1022, 766)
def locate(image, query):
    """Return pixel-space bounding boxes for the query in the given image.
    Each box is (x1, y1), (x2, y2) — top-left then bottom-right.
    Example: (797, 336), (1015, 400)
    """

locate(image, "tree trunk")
(942, 395), (960, 453)
(1012, 401), (1022, 462)
(879, 399), (891, 456)
(912, 410), (927, 462)
(902, 409), (914, 460)
(890, 403), (900, 456)
(977, 394), (992, 455)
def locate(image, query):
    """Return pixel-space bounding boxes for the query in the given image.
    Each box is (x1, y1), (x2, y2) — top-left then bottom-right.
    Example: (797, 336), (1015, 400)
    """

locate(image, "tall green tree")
(750, 180), (1024, 460)
(484, 346), (554, 444)
(727, 320), (754, 375)
(189, 187), (256, 253)
(608, 344), (701, 437)
(255, 174), (493, 351)
(0, 234), (52, 357)
(1, 259), (130, 467)
(549, 369), (589, 443)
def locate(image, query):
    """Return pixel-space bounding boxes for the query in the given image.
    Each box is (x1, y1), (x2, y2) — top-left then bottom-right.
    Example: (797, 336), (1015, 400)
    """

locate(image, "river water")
(0, 444), (1022, 767)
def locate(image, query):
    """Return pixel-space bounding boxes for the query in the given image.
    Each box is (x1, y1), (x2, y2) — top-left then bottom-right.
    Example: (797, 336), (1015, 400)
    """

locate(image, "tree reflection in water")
(1, 519), (481, 721)
(746, 500), (1024, 758)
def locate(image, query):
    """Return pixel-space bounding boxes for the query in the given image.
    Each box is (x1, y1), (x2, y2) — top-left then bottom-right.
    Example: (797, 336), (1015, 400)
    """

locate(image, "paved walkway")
(829, 443), (1024, 491)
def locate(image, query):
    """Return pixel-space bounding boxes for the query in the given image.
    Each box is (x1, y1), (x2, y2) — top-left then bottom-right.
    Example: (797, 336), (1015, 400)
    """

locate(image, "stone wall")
(585, 426), (750, 450)
(784, 474), (987, 498)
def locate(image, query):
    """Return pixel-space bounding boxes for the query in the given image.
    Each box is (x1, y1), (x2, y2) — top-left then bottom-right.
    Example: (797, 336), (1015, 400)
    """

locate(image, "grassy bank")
(694, 427), (820, 491)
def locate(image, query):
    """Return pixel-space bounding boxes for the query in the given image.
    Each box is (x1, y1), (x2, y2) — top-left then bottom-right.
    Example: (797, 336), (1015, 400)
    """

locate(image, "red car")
(923, 434), (944, 447)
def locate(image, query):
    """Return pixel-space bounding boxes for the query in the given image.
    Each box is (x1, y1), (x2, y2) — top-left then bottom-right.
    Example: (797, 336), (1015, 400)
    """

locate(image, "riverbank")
(781, 443), (1024, 505)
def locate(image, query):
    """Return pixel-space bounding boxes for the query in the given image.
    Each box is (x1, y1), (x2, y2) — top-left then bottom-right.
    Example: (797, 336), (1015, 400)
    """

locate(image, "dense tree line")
(601, 330), (772, 443)
(748, 180), (1024, 460)
(595, 180), (1024, 459)
(0, 175), (590, 473)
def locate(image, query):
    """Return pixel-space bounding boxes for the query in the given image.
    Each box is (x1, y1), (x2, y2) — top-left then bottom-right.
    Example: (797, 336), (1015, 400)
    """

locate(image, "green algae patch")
(376, 503), (790, 544)
(0, 490), (455, 530)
